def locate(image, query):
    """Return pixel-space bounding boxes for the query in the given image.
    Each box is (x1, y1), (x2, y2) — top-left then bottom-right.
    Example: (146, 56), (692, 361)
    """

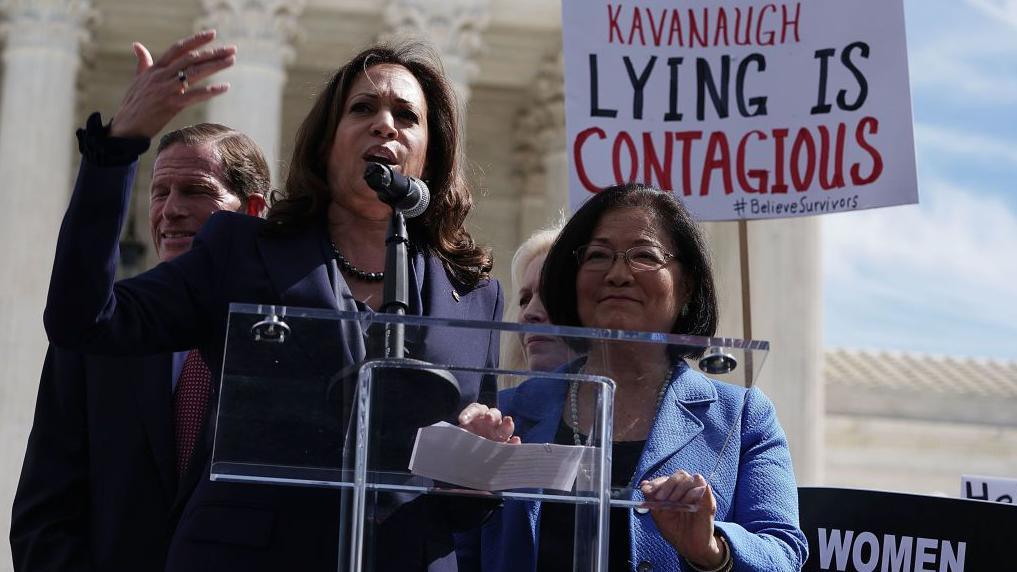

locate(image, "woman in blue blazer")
(45, 32), (502, 572)
(460, 184), (806, 571)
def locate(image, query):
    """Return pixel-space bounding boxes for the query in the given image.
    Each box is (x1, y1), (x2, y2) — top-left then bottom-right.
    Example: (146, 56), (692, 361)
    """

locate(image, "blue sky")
(823, 0), (1017, 359)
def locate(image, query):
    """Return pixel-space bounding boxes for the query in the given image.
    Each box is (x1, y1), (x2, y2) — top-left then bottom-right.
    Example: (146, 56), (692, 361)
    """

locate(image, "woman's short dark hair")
(540, 182), (718, 339)
(265, 40), (491, 288)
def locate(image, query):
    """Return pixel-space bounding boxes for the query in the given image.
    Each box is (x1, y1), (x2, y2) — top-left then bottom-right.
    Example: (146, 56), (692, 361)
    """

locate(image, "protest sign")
(962, 474), (1016, 505)
(562, 0), (919, 220)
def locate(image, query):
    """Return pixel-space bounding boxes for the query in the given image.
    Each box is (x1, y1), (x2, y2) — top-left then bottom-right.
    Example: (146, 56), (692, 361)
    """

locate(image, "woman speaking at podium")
(460, 184), (806, 571)
(44, 30), (501, 572)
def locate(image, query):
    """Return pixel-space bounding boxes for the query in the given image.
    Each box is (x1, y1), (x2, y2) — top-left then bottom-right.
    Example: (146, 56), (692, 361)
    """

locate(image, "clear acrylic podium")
(210, 303), (768, 571)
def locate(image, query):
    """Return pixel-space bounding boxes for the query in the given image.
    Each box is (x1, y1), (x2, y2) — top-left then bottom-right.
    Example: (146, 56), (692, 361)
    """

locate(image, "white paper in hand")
(408, 422), (591, 491)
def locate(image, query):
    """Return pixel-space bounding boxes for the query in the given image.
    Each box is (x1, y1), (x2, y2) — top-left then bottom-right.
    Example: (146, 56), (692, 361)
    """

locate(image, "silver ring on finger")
(176, 69), (189, 94)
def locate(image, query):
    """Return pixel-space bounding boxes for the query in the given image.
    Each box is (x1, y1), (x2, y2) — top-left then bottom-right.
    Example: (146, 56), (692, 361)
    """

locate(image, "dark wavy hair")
(264, 41), (491, 288)
(157, 123), (270, 204)
(540, 183), (718, 339)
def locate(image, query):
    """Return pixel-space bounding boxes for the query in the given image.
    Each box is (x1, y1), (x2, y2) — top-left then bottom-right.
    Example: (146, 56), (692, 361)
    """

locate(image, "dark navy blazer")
(44, 159), (504, 571)
(466, 362), (808, 572)
(11, 347), (182, 572)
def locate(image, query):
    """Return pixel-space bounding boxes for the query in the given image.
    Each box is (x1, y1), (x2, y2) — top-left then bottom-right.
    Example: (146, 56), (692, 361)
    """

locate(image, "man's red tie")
(174, 350), (212, 476)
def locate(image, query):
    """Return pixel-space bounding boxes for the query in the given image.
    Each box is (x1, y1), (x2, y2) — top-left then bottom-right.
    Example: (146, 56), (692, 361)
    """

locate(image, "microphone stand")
(339, 165), (463, 569)
(368, 198), (460, 472)
(379, 208), (409, 358)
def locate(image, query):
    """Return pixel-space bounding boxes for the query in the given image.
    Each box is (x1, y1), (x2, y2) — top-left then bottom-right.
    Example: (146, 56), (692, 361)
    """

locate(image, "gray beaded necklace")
(567, 365), (675, 447)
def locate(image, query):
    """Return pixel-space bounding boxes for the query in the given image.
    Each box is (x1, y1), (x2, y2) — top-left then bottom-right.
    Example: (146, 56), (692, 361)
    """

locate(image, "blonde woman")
(501, 222), (568, 374)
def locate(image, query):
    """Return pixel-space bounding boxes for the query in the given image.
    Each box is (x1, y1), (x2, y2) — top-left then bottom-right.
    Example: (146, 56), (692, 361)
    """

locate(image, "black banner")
(799, 487), (1017, 571)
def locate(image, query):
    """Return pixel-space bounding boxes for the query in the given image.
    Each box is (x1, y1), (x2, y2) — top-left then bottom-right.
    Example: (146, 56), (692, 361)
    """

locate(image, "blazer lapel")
(257, 225), (345, 312)
(257, 225), (367, 366)
(134, 353), (176, 498)
(631, 362), (717, 488)
(420, 252), (475, 319)
(409, 251), (480, 358)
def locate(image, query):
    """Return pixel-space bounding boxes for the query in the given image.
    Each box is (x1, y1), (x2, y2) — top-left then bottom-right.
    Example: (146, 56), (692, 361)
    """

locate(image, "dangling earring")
(680, 303), (689, 317)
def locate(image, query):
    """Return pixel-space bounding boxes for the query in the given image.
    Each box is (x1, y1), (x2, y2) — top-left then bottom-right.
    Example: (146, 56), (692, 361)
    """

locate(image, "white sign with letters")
(562, 0), (919, 220)
(962, 474), (1016, 504)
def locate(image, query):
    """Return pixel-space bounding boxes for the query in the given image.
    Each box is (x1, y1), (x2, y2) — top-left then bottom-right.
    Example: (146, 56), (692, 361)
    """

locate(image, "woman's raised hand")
(640, 471), (728, 569)
(458, 403), (521, 444)
(109, 30), (236, 139)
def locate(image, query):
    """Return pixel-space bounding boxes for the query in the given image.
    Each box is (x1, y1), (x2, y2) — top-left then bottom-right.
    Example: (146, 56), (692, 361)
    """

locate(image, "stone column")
(706, 218), (825, 486)
(746, 218), (824, 485)
(513, 107), (548, 240)
(199, 0), (302, 185)
(533, 52), (567, 226)
(0, 0), (95, 567)
(513, 51), (566, 239)
(382, 0), (491, 104)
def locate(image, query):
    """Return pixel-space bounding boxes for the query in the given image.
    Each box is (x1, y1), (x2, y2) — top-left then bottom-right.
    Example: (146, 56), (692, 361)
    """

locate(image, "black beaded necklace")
(329, 240), (384, 282)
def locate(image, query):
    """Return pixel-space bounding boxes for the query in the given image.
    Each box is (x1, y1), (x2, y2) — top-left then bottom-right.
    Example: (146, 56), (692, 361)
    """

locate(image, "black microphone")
(363, 162), (430, 219)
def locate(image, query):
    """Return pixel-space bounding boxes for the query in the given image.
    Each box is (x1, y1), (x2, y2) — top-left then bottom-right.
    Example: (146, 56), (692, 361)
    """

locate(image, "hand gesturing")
(109, 30), (236, 139)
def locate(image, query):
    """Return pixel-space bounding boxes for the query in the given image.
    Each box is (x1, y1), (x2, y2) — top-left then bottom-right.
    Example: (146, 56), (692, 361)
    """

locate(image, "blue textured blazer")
(468, 361), (807, 572)
(45, 158), (504, 572)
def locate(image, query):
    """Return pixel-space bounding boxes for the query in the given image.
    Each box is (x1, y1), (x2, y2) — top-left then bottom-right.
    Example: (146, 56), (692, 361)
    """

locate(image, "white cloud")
(907, 0), (1017, 104)
(965, 0), (1017, 28)
(915, 123), (1017, 167)
(909, 45), (1017, 105)
(824, 178), (1017, 358)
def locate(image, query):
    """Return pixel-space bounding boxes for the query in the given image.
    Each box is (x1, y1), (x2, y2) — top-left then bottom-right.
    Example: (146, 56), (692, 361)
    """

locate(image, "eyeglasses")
(573, 244), (675, 273)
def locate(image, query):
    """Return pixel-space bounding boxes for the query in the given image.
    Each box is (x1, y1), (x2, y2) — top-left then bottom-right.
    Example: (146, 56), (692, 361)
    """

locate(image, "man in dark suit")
(10, 33), (266, 568)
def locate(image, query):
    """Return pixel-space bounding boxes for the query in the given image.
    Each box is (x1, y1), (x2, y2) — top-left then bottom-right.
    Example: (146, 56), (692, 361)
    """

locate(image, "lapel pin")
(452, 290), (461, 302)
